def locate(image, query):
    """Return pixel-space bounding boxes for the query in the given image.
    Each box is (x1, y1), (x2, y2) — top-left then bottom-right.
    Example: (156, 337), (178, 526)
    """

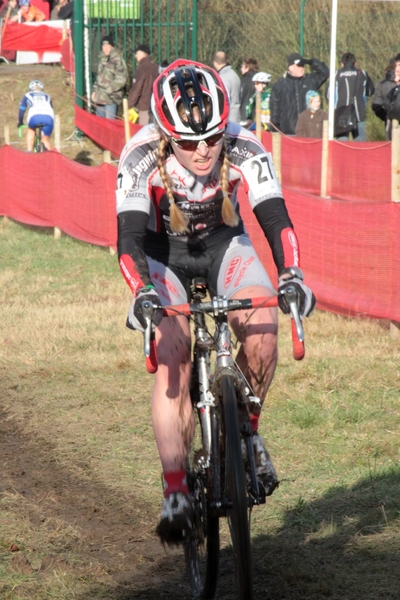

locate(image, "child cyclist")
(244, 71), (272, 129)
(18, 80), (54, 151)
(116, 59), (315, 544)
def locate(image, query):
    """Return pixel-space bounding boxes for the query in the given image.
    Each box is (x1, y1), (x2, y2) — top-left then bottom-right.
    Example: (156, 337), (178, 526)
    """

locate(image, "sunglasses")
(171, 131), (224, 151)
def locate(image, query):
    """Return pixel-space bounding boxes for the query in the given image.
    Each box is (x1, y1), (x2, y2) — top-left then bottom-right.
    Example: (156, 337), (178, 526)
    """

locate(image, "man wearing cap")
(269, 52), (329, 135)
(128, 44), (159, 126)
(92, 35), (128, 119)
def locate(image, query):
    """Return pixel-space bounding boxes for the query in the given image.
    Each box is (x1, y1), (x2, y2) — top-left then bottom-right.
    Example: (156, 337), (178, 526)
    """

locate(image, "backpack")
(334, 104), (357, 137)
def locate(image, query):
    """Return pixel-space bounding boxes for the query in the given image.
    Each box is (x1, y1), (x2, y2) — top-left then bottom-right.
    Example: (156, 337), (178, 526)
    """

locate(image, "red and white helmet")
(151, 59), (229, 141)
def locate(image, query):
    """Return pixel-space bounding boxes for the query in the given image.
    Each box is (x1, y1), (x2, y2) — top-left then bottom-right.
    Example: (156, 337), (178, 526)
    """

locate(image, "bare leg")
(42, 134), (51, 150)
(229, 285), (278, 404)
(151, 314), (194, 472)
(26, 129), (35, 151)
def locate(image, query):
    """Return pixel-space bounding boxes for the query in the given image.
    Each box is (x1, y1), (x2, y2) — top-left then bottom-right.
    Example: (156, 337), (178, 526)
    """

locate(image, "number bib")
(241, 153), (282, 207)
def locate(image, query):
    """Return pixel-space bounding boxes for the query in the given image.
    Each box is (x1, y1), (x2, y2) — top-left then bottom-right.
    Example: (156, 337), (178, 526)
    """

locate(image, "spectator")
(0, 0), (19, 22)
(270, 52), (329, 135)
(58, 0), (73, 44)
(127, 44), (159, 126)
(18, 0), (45, 21)
(213, 51), (241, 124)
(18, 80), (54, 151)
(92, 35), (128, 119)
(328, 52), (374, 142)
(372, 54), (400, 140)
(295, 90), (328, 138)
(50, 0), (68, 19)
(245, 71), (272, 130)
(239, 56), (259, 121)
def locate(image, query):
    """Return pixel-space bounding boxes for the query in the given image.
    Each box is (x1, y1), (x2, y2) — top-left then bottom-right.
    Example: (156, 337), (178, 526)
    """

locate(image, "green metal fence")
(74, 0), (198, 109)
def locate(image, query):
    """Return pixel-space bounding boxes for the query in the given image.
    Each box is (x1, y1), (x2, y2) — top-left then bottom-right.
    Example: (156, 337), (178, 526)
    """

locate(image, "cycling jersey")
(18, 91), (54, 127)
(117, 121), (300, 295)
(246, 89), (271, 126)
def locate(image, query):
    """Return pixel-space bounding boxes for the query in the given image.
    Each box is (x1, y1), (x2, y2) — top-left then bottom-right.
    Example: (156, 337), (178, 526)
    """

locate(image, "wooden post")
(391, 120), (400, 202)
(320, 120), (329, 198)
(54, 114), (61, 152)
(255, 91), (262, 142)
(272, 132), (281, 183)
(54, 227), (62, 239)
(123, 98), (130, 144)
(390, 120), (400, 337)
(4, 125), (10, 145)
(104, 148), (115, 254)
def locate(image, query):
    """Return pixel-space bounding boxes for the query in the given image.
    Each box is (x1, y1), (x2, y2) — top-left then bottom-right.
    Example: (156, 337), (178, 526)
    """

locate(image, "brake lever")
(281, 285), (304, 343)
(142, 300), (155, 357)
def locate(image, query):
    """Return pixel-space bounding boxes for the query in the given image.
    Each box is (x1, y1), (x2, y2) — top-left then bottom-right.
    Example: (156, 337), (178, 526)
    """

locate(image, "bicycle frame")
(18, 123), (45, 153)
(141, 284), (305, 598)
(142, 284), (304, 505)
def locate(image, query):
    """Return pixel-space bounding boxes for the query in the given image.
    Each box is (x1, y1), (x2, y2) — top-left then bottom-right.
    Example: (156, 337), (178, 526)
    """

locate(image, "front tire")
(221, 374), (253, 600)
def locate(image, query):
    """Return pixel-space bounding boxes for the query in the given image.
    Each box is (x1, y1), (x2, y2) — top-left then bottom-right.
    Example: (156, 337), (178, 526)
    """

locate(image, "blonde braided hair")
(157, 136), (239, 234)
(219, 142), (239, 227)
(157, 136), (189, 234)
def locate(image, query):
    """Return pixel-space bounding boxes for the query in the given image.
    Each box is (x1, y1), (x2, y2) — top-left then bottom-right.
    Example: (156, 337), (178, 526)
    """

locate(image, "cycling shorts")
(27, 114), (54, 136)
(144, 232), (274, 306)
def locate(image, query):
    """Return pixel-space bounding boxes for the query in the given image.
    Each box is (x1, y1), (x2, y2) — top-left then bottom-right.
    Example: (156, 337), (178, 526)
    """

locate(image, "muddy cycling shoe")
(252, 433), (279, 497)
(156, 492), (194, 546)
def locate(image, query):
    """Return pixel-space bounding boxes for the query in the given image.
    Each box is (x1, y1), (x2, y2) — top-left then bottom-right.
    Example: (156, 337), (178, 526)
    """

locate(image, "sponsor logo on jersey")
(234, 256), (255, 287)
(229, 145), (256, 161)
(288, 230), (299, 265)
(152, 271), (179, 298)
(224, 256), (242, 287)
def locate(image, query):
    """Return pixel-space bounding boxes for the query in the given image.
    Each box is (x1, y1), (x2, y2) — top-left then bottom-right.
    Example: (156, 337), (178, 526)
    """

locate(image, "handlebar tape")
(291, 319), (305, 360)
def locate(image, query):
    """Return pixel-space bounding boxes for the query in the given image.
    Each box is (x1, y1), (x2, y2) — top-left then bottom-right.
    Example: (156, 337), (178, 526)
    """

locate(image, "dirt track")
(1, 402), (253, 599)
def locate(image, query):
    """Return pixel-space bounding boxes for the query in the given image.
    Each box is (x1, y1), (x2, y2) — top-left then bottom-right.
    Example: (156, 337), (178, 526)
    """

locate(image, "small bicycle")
(142, 281), (304, 600)
(18, 123), (47, 153)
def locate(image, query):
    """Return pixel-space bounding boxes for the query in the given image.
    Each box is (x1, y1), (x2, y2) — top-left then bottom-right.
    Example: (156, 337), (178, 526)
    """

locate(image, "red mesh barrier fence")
(1, 114), (400, 322)
(238, 186), (400, 321)
(1, 22), (63, 53)
(75, 106), (140, 158)
(281, 136), (322, 195)
(0, 146), (117, 246)
(328, 140), (391, 202)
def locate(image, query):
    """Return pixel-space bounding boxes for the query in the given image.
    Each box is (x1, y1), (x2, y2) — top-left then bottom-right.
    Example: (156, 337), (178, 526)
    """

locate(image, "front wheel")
(184, 472), (219, 598)
(222, 374), (253, 600)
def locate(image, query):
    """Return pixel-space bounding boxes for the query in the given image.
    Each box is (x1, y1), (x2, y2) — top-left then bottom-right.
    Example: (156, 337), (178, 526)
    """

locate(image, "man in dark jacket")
(239, 57), (259, 122)
(269, 52), (329, 135)
(372, 54), (400, 140)
(328, 52), (374, 141)
(128, 44), (159, 125)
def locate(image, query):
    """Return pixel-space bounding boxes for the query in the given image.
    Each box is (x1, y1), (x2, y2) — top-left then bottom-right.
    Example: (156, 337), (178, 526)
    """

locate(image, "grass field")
(0, 218), (399, 599)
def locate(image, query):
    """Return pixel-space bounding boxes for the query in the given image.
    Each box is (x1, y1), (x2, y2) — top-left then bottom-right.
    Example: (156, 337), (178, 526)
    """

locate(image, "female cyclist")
(116, 59), (315, 544)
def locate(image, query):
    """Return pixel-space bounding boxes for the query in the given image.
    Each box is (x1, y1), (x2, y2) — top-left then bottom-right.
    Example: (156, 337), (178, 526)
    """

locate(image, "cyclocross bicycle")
(18, 123), (46, 153)
(142, 281), (304, 600)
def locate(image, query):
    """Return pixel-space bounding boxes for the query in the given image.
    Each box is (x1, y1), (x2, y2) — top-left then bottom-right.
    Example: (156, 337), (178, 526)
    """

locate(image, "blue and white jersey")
(18, 91), (54, 123)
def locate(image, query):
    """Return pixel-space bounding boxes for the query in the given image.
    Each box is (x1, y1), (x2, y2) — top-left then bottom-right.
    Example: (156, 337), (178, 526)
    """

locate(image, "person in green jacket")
(244, 72), (272, 130)
(91, 35), (128, 119)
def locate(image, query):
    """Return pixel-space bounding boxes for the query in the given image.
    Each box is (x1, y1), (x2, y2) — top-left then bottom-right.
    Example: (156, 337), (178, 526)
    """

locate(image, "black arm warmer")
(253, 197), (293, 272)
(117, 210), (152, 286)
